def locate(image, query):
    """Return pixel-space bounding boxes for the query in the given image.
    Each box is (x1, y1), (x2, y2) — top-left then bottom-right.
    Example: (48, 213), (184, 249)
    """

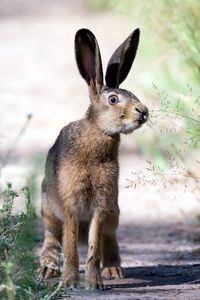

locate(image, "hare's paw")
(63, 269), (79, 289)
(40, 256), (60, 280)
(102, 266), (124, 279)
(85, 269), (104, 291)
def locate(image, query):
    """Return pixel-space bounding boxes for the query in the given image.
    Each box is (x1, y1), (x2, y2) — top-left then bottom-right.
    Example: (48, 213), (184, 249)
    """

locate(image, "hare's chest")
(58, 157), (118, 212)
(78, 129), (119, 160)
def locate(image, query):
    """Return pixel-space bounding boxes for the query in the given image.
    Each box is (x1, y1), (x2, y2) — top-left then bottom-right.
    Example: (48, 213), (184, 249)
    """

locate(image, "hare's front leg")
(63, 211), (79, 288)
(101, 212), (124, 279)
(85, 211), (104, 291)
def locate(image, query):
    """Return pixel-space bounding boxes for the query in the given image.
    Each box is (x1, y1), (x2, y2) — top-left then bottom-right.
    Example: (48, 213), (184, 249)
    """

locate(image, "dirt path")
(37, 220), (200, 300)
(1, 1), (200, 299)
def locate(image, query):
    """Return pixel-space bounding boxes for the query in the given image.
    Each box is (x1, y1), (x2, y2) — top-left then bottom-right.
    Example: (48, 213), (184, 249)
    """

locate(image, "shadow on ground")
(123, 264), (200, 287)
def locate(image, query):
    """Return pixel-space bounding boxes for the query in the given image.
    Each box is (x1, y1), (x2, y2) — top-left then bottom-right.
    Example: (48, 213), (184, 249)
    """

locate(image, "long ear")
(105, 28), (140, 88)
(75, 29), (103, 94)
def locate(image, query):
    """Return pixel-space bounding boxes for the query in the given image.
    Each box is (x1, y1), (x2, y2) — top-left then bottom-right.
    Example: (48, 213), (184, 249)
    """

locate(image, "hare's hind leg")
(101, 212), (124, 279)
(40, 206), (62, 280)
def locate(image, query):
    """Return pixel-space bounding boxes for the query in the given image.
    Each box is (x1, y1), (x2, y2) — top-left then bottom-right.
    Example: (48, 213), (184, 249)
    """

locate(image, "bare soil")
(37, 219), (200, 300)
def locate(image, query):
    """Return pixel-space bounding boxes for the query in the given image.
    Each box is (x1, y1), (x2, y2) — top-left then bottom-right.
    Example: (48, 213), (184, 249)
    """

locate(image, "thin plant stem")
(150, 109), (200, 124)
(0, 114), (32, 170)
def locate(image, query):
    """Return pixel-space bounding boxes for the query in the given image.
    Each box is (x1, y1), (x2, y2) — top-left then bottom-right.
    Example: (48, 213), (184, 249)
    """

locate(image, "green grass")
(0, 162), (65, 299)
(0, 184), (38, 299)
(0, 110), (66, 299)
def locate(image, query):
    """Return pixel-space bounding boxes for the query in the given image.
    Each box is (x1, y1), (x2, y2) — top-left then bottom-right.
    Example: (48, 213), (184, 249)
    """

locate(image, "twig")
(0, 113), (33, 170)
(0, 222), (23, 239)
(45, 280), (63, 300)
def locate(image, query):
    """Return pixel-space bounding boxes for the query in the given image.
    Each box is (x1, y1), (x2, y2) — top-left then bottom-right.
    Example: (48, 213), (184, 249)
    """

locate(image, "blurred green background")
(83, 0), (199, 177)
(91, 0), (200, 174)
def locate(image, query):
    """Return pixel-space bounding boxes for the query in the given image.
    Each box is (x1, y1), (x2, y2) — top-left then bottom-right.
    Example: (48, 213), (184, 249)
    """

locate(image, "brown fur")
(40, 120), (121, 288)
(40, 28), (148, 290)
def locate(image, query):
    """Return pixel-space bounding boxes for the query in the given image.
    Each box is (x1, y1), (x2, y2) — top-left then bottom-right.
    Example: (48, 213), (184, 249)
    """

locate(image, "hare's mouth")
(120, 117), (147, 134)
(120, 122), (140, 134)
(137, 117), (147, 126)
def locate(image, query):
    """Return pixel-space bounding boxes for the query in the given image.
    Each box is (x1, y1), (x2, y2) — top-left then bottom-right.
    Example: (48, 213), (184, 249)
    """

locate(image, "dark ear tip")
(75, 28), (94, 39)
(134, 28), (140, 37)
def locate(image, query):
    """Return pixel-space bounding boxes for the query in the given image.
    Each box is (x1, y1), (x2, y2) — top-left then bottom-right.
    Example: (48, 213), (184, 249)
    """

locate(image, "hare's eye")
(108, 95), (119, 105)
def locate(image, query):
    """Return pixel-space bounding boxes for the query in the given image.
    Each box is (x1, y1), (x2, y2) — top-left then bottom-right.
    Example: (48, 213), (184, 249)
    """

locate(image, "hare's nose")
(135, 106), (149, 122)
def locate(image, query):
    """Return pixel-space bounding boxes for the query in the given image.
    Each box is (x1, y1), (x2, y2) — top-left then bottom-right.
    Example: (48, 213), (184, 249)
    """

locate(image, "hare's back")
(44, 120), (84, 180)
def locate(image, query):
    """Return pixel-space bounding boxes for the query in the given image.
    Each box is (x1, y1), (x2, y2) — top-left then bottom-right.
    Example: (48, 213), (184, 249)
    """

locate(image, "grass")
(0, 185), (66, 300)
(0, 109), (67, 299)
(0, 184), (38, 299)
(0, 166), (65, 299)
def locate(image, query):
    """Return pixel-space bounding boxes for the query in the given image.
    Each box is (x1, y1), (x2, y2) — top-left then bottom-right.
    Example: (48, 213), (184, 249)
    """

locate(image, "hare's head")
(75, 28), (148, 135)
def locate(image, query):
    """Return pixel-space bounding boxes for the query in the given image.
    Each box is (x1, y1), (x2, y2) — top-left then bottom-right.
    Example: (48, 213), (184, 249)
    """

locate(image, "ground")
(1, 1), (200, 299)
(37, 217), (200, 299)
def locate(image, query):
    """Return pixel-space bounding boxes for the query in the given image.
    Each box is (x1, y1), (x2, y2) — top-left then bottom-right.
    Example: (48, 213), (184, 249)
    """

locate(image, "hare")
(40, 28), (148, 290)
